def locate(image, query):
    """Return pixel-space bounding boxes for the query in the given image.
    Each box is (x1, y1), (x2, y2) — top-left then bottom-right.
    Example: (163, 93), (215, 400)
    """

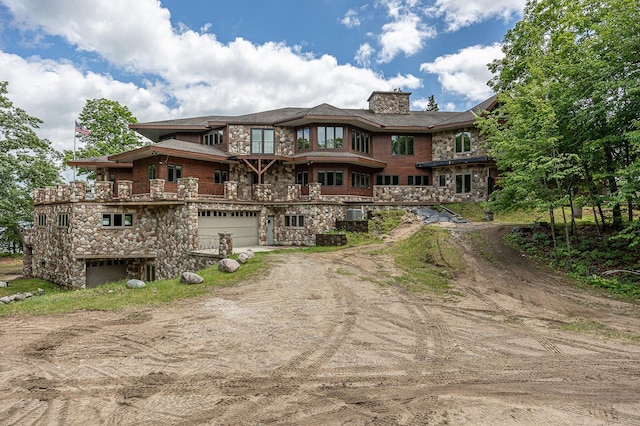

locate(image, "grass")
(388, 226), (464, 294)
(0, 254), (23, 277)
(0, 253), (266, 317)
(559, 318), (640, 342)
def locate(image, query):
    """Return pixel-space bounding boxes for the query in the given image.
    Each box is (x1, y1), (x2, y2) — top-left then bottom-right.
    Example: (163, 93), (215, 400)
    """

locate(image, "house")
(23, 91), (498, 289)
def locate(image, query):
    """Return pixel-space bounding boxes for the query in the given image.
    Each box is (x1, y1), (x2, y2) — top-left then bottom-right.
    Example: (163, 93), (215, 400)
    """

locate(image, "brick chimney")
(367, 90), (411, 114)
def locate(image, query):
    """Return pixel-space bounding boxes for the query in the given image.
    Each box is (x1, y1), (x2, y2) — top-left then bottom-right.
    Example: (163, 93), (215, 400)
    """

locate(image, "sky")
(0, 0), (526, 154)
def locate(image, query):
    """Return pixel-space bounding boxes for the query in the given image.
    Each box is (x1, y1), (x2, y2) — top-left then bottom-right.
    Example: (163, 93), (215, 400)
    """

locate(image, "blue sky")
(0, 0), (525, 153)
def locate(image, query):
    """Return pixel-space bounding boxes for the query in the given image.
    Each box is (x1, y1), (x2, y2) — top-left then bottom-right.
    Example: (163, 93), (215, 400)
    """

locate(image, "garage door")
(198, 210), (259, 249)
(86, 259), (127, 288)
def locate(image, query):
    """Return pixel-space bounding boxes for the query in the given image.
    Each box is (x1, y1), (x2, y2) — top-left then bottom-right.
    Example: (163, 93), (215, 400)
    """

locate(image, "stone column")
(309, 182), (322, 201)
(149, 179), (165, 199)
(117, 180), (133, 199)
(178, 177), (199, 198)
(224, 181), (238, 200)
(70, 181), (87, 201)
(218, 233), (233, 257)
(287, 184), (301, 201)
(94, 181), (113, 201)
(253, 184), (272, 202)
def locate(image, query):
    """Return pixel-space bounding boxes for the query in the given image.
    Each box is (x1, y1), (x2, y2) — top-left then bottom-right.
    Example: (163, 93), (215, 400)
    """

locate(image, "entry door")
(267, 216), (274, 245)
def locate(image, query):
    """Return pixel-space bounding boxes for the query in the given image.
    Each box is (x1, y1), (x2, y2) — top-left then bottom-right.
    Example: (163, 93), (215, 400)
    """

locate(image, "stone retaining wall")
(315, 234), (347, 246)
(336, 220), (369, 233)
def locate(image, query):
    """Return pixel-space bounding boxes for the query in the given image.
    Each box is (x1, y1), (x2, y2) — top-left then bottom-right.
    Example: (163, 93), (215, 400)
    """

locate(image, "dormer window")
(204, 130), (224, 145)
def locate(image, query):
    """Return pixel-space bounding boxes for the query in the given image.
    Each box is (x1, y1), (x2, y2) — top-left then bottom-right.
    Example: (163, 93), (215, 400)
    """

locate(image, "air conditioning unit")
(346, 209), (364, 220)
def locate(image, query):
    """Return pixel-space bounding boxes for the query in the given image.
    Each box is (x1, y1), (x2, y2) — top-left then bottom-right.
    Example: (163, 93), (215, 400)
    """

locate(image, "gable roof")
(108, 139), (234, 163)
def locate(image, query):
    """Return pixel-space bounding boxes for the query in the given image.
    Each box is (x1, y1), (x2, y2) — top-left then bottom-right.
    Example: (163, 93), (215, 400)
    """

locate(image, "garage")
(198, 210), (259, 249)
(85, 259), (127, 288)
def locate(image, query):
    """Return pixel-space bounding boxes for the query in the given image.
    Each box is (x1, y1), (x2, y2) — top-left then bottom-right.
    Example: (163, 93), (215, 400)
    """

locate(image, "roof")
(131, 94), (499, 142)
(108, 139), (234, 163)
(67, 155), (132, 170)
(415, 156), (492, 168)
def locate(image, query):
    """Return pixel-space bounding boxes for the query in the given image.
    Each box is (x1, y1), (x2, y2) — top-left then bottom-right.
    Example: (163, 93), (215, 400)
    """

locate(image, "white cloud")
(374, 0), (436, 63)
(341, 9), (361, 28)
(426, 0), (526, 31)
(420, 43), (503, 102)
(0, 0), (423, 152)
(355, 43), (375, 68)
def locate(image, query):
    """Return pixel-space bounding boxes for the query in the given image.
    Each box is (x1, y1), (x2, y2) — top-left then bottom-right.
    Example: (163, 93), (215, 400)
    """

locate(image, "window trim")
(284, 215), (305, 228)
(351, 128), (370, 154)
(204, 129), (224, 145)
(37, 213), (47, 227)
(407, 175), (430, 186)
(351, 172), (371, 188)
(455, 173), (472, 193)
(318, 170), (344, 186)
(296, 127), (310, 151)
(57, 213), (69, 228)
(147, 164), (156, 180)
(317, 126), (344, 149)
(296, 171), (309, 186)
(167, 164), (183, 183)
(375, 175), (399, 186)
(215, 170), (228, 184)
(102, 213), (134, 228)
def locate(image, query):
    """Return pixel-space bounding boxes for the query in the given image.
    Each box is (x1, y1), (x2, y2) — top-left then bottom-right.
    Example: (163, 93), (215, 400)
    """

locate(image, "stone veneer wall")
(271, 204), (345, 246)
(368, 91), (411, 114)
(431, 128), (487, 161)
(227, 125), (295, 156)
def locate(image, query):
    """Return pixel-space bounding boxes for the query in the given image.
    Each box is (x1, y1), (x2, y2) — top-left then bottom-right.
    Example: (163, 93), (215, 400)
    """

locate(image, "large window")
(318, 170), (343, 186)
(376, 175), (399, 185)
(391, 135), (414, 155)
(147, 164), (156, 180)
(251, 128), (275, 154)
(318, 126), (344, 149)
(351, 172), (370, 188)
(351, 129), (370, 154)
(204, 129), (224, 145)
(455, 132), (471, 153)
(167, 164), (182, 182)
(455, 174), (472, 193)
(297, 128), (310, 150)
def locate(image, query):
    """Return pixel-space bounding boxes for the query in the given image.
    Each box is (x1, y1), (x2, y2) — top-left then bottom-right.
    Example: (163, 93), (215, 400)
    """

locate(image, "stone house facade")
(25, 91), (498, 289)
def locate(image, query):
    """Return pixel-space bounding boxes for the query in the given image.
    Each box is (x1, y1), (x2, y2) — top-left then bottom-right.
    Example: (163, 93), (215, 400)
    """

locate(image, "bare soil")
(1, 222), (639, 425)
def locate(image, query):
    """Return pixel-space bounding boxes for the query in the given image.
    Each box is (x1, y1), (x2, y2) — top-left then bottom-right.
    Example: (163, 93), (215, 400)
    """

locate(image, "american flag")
(75, 121), (91, 136)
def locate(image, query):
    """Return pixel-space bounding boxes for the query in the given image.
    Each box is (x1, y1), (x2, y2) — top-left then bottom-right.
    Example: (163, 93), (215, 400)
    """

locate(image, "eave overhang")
(416, 156), (493, 168)
(108, 144), (236, 164)
(130, 124), (209, 143)
(284, 152), (387, 169)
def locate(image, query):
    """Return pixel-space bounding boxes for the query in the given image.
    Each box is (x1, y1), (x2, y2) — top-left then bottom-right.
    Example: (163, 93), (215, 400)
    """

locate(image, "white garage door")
(198, 210), (259, 249)
(86, 259), (127, 288)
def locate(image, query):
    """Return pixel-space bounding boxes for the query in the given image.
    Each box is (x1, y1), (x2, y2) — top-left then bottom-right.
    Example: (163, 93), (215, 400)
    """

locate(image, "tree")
(64, 98), (145, 178)
(0, 81), (61, 252)
(481, 0), (640, 233)
(425, 95), (439, 111)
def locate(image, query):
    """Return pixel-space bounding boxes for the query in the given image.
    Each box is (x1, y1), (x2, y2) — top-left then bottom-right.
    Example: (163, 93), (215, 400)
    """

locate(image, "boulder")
(218, 258), (240, 273)
(0, 296), (9, 304)
(0, 281), (8, 287)
(243, 249), (255, 259)
(126, 279), (146, 289)
(237, 252), (250, 264)
(181, 272), (204, 284)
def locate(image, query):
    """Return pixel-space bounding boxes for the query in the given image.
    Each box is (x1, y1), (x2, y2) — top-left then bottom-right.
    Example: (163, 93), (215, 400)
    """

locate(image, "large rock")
(237, 250), (254, 264)
(0, 281), (9, 287)
(181, 272), (204, 284)
(126, 279), (146, 289)
(218, 258), (240, 273)
(0, 296), (10, 304)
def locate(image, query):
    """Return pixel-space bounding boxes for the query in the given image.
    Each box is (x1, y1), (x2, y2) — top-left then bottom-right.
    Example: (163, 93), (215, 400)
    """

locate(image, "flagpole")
(73, 122), (77, 181)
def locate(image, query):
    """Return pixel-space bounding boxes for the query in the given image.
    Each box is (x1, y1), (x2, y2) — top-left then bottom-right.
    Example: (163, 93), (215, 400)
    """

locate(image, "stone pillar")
(117, 180), (132, 199)
(224, 181), (238, 200)
(177, 177), (199, 198)
(287, 184), (301, 201)
(70, 181), (87, 201)
(32, 188), (43, 205)
(309, 182), (322, 201)
(94, 181), (113, 201)
(22, 242), (33, 278)
(218, 233), (233, 257)
(253, 184), (272, 202)
(55, 184), (70, 202)
(149, 179), (165, 199)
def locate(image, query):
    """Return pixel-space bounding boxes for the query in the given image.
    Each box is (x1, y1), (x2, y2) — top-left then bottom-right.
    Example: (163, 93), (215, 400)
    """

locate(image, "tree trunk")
(561, 206), (572, 270)
(549, 206), (557, 252)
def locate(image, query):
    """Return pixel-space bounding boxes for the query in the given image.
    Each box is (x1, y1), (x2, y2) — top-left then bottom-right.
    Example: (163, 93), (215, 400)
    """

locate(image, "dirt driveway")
(1, 223), (639, 425)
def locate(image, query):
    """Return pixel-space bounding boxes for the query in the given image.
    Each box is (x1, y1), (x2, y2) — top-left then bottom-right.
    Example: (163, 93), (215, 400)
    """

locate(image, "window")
(215, 170), (228, 184)
(148, 165), (156, 180)
(37, 214), (47, 227)
(284, 215), (305, 228)
(102, 213), (134, 227)
(439, 175), (446, 187)
(455, 132), (472, 153)
(376, 175), (399, 185)
(351, 129), (370, 154)
(407, 175), (429, 186)
(296, 171), (308, 186)
(297, 128), (310, 150)
(204, 129), (224, 145)
(251, 128), (275, 154)
(167, 165), (182, 182)
(57, 213), (69, 228)
(351, 172), (370, 188)
(456, 174), (472, 193)
(318, 171), (343, 186)
(391, 135), (414, 155)
(145, 264), (156, 282)
(317, 126), (344, 149)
